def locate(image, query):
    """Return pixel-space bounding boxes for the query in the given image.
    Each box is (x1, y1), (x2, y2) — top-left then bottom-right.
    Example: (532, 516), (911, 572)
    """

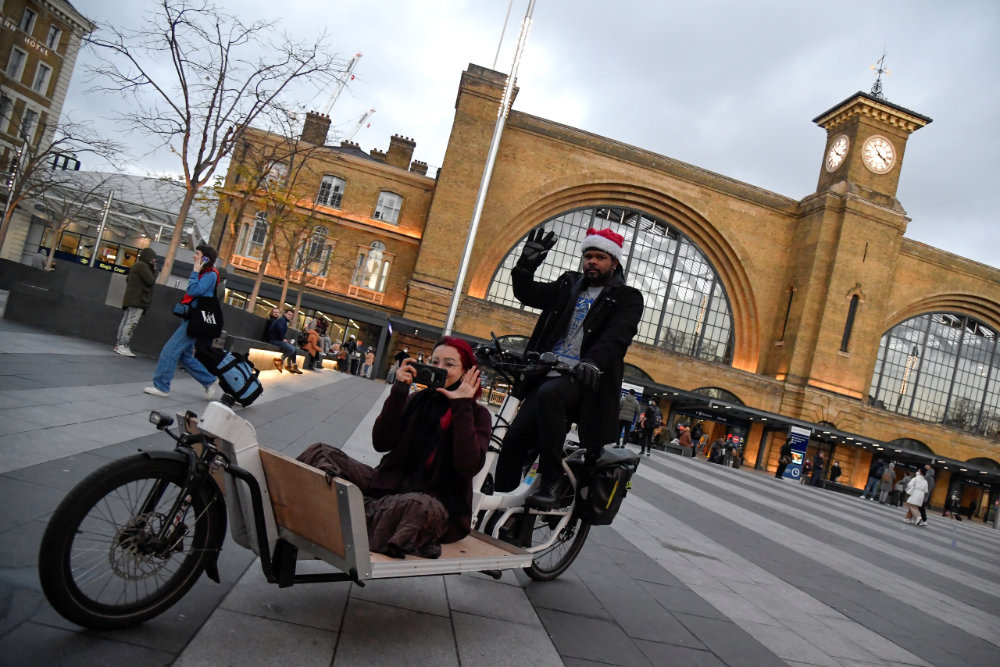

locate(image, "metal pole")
(89, 190), (114, 267)
(443, 0), (536, 336)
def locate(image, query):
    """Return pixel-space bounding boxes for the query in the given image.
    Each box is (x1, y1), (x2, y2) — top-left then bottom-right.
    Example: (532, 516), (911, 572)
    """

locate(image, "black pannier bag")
(195, 348), (263, 407)
(575, 448), (641, 526)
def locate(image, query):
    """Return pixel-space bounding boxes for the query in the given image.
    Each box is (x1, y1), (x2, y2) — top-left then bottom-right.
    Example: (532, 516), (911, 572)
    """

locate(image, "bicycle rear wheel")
(524, 511), (590, 581)
(38, 455), (221, 630)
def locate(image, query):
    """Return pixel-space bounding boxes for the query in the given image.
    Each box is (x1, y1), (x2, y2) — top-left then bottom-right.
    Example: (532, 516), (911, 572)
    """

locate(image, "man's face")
(582, 250), (617, 284)
(284, 310), (293, 321)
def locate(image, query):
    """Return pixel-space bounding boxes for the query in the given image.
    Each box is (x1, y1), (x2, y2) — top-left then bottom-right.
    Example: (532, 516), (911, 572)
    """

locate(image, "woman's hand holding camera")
(395, 358), (418, 385)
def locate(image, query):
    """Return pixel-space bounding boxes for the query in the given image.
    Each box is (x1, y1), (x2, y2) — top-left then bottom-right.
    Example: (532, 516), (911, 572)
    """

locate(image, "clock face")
(825, 134), (849, 172)
(862, 135), (895, 173)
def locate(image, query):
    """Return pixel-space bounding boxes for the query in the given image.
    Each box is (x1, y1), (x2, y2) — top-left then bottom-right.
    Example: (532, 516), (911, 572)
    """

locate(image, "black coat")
(512, 263), (644, 446)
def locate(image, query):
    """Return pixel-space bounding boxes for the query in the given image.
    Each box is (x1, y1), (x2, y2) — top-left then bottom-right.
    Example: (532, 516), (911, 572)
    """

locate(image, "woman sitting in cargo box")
(296, 337), (490, 558)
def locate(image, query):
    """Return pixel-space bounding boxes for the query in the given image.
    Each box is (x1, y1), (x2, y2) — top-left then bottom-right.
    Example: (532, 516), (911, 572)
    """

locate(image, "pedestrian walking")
(903, 468), (928, 525)
(114, 248), (157, 357)
(616, 389), (640, 447)
(144, 245), (220, 398)
(918, 464), (935, 526)
(860, 457), (884, 500)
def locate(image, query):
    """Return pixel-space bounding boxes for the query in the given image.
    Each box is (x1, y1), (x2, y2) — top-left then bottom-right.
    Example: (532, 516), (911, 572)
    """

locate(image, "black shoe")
(526, 477), (561, 509)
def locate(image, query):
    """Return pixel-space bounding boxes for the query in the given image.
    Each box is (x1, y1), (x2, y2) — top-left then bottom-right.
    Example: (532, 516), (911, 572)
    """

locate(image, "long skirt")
(296, 443), (448, 559)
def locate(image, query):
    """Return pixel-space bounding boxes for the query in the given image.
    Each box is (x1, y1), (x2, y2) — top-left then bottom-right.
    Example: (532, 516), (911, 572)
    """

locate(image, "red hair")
(434, 336), (483, 401)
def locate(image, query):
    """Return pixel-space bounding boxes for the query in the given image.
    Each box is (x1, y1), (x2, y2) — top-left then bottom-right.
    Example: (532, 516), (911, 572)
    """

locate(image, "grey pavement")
(1, 305), (999, 666)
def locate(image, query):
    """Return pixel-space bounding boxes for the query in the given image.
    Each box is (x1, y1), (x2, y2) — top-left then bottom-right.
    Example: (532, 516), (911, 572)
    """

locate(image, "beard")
(583, 265), (615, 285)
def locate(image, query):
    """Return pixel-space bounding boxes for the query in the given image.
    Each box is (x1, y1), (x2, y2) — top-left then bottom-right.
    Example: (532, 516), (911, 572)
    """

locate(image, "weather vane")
(869, 49), (890, 100)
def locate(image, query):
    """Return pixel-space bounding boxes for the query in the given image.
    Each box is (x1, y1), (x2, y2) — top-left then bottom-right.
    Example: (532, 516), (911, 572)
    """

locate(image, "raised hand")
(517, 227), (557, 270)
(438, 367), (481, 400)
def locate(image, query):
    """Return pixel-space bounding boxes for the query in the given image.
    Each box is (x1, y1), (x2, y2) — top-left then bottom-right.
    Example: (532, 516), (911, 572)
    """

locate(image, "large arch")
(467, 178), (761, 371)
(870, 310), (1000, 439)
(884, 293), (1000, 335)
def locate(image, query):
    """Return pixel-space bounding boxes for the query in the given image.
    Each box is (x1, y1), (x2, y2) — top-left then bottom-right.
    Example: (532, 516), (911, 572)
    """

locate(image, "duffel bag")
(195, 348), (263, 407)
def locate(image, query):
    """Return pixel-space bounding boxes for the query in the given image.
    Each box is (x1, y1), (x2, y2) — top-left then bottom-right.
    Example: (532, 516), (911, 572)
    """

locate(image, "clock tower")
(813, 92), (931, 202)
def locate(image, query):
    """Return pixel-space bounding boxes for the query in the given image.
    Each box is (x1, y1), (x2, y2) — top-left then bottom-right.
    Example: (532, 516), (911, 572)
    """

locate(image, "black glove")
(574, 360), (601, 393)
(517, 227), (557, 271)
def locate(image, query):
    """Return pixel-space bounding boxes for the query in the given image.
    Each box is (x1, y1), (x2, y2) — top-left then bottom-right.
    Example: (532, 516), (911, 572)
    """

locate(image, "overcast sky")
(64, 0), (999, 269)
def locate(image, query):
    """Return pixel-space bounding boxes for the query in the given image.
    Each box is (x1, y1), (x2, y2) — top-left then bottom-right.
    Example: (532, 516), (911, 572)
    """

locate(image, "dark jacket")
(268, 316), (289, 343)
(370, 382), (491, 542)
(122, 248), (157, 309)
(512, 263), (644, 446)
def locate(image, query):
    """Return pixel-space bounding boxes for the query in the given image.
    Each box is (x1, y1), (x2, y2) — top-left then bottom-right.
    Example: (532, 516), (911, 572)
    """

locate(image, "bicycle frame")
(471, 388), (580, 554)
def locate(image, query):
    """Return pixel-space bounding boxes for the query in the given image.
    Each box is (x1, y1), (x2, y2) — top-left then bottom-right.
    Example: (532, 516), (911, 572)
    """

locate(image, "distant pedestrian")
(268, 309), (302, 374)
(363, 347), (375, 378)
(810, 451), (825, 486)
(775, 440), (793, 478)
(829, 461), (842, 484)
(617, 389), (640, 447)
(640, 397), (661, 456)
(144, 245), (219, 398)
(918, 465), (935, 526)
(678, 424), (693, 456)
(261, 308), (280, 342)
(860, 457), (884, 500)
(903, 468), (928, 525)
(115, 247), (157, 357)
(878, 461), (896, 503)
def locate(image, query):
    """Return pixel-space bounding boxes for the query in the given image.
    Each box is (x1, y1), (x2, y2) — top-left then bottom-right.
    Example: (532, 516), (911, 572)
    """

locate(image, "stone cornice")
(812, 91), (932, 134)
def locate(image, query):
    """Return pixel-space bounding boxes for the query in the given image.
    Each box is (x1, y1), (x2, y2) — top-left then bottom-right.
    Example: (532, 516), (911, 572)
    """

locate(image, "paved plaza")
(0, 311), (998, 666)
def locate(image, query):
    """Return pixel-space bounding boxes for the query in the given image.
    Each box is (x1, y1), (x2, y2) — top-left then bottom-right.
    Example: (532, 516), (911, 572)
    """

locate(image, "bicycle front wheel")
(524, 512), (590, 581)
(38, 455), (221, 630)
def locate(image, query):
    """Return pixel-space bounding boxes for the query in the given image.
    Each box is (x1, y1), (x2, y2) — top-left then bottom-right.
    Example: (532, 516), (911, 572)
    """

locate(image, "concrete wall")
(0, 259), (270, 357)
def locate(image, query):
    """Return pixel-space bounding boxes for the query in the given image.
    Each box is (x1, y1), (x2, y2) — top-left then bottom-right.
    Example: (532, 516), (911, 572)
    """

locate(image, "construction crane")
(344, 109), (376, 142)
(321, 52), (363, 117)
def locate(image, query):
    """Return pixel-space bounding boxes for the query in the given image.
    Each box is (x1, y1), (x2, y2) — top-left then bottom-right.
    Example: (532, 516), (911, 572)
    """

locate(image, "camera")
(410, 362), (447, 389)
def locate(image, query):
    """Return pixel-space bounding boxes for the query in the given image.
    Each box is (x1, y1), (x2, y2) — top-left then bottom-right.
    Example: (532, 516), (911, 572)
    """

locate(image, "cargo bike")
(37, 342), (640, 630)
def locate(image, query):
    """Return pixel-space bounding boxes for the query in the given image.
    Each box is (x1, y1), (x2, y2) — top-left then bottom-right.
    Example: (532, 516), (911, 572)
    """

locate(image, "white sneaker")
(119, 346), (136, 357)
(144, 386), (169, 397)
(204, 381), (218, 400)
(917, 520), (928, 527)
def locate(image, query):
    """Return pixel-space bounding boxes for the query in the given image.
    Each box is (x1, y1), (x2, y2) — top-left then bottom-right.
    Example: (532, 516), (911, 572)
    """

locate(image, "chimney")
(370, 148), (386, 162)
(409, 160), (428, 176)
(386, 134), (416, 170)
(301, 111), (331, 145)
(340, 140), (360, 149)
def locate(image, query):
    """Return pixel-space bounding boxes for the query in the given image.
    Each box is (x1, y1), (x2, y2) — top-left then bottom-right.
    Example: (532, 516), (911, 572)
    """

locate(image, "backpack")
(296, 330), (309, 348)
(195, 348), (263, 407)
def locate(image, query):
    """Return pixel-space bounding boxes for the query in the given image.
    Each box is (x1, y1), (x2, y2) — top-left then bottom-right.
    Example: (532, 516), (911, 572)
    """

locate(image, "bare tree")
(0, 121), (122, 252)
(87, 0), (342, 284)
(35, 174), (121, 271)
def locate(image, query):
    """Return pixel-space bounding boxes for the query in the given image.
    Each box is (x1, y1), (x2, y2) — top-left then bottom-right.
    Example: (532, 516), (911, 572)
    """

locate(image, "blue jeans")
(152, 322), (216, 392)
(272, 340), (296, 363)
(862, 476), (880, 498)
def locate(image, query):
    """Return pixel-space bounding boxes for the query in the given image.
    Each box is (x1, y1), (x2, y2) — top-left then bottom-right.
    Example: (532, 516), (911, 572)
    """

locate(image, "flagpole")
(442, 0), (536, 336)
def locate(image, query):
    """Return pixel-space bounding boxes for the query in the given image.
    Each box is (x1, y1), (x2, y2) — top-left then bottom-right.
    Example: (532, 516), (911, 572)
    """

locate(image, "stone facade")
(211, 63), (1000, 509)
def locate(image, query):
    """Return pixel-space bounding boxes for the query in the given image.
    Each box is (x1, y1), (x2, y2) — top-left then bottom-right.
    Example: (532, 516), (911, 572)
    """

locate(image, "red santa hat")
(580, 227), (624, 263)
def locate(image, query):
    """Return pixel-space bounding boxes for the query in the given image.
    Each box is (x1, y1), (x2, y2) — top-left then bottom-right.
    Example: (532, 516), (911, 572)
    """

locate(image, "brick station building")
(211, 64), (1000, 519)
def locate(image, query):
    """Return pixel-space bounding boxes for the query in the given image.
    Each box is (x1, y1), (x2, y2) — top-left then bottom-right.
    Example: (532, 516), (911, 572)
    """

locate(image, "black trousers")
(495, 375), (581, 492)
(617, 419), (632, 447)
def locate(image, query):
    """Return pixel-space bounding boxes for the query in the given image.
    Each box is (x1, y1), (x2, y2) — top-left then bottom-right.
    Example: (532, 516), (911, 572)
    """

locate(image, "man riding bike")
(494, 226), (644, 508)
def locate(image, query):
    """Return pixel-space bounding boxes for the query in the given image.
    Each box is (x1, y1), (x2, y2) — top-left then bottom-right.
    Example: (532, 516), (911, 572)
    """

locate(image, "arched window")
(296, 226), (331, 275)
(486, 207), (734, 364)
(869, 313), (1000, 439)
(236, 212), (268, 259)
(351, 241), (391, 292)
(841, 294), (860, 352)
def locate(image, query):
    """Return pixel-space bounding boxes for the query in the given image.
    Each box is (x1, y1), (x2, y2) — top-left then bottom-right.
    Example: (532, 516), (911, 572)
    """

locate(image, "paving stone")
(536, 607), (651, 666)
(452, 610), (562, 667)
(334, 598), (457, 666)
(174, 608), (337, 667)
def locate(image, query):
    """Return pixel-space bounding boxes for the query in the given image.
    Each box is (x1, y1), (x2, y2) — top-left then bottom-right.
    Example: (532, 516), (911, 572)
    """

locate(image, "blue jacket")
(268, 316), (289, 343)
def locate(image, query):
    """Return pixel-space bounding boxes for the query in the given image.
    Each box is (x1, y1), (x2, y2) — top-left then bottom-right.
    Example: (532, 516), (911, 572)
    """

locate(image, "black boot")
(526, 476), (562, 509)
